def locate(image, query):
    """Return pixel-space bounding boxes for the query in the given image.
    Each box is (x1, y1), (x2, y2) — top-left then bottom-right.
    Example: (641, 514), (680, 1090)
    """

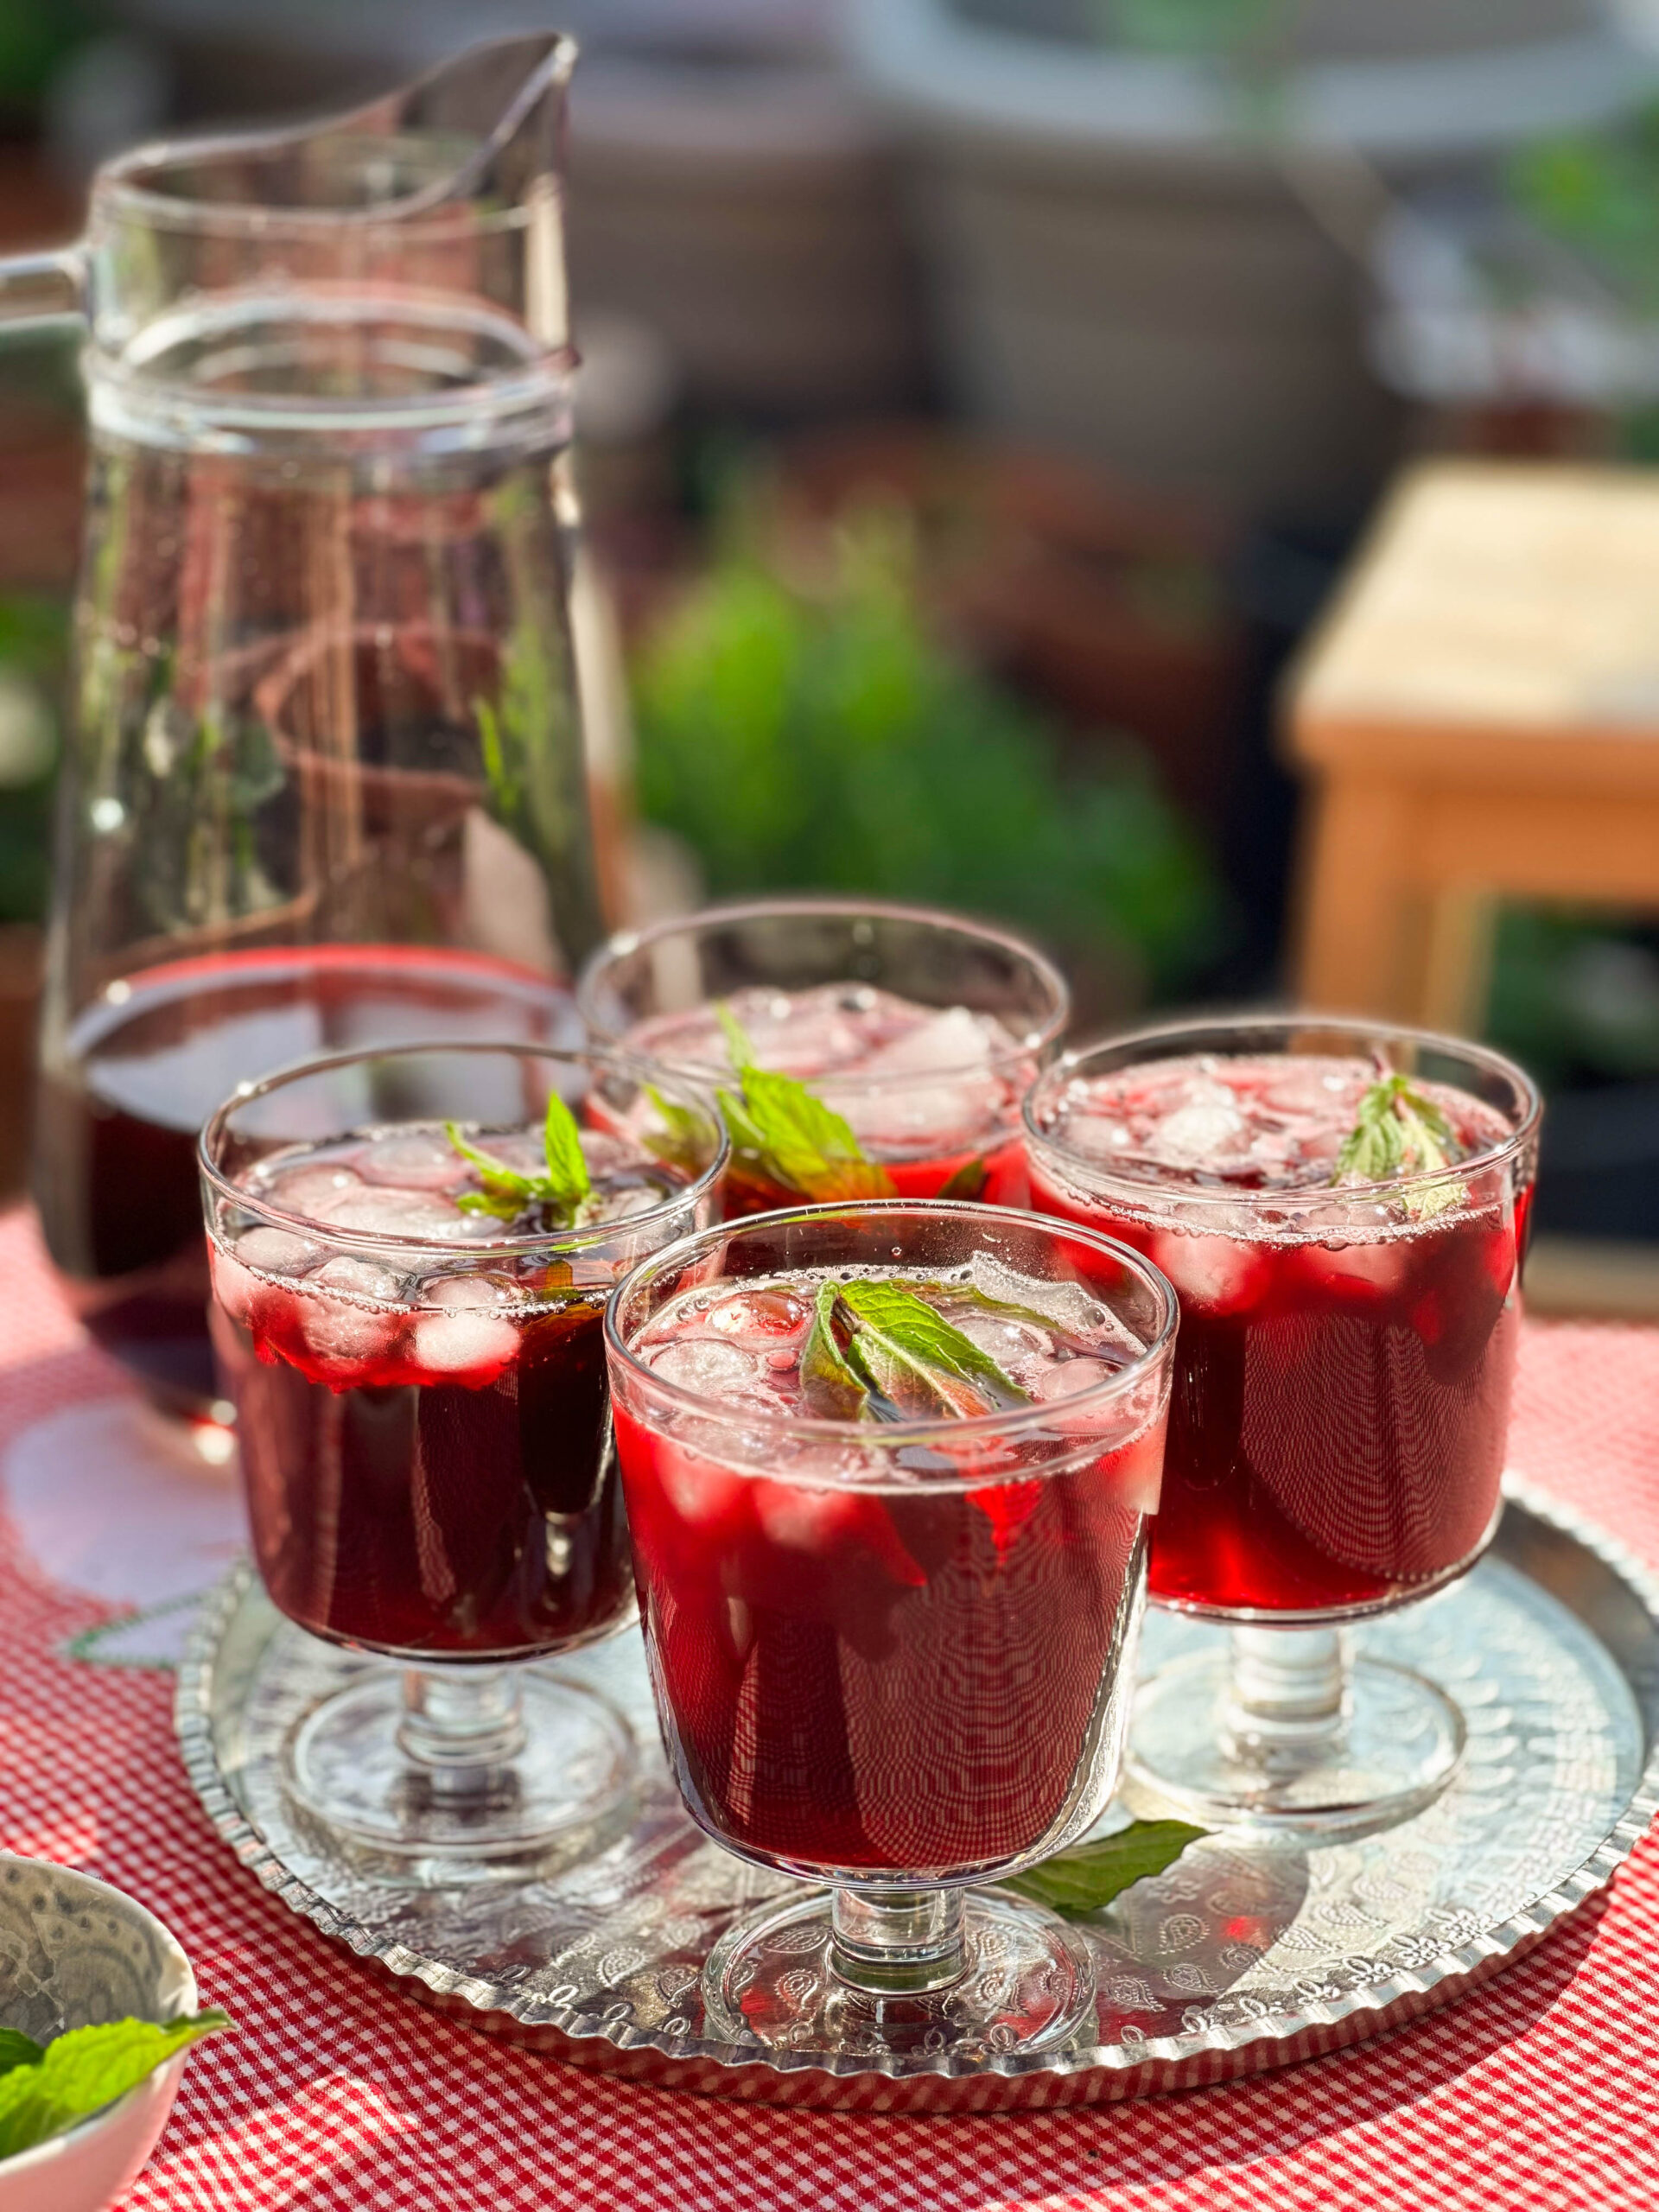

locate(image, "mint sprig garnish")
(445, 1090), (594, 1226)
(1332, 1072), (1468, 1221)
(1002, 1821), (1207, 1917)
(936, 1155), (989, 1199)
(800, 1281), (871, 1419)
(639, 1083), (709, 1176)
(800, 1278), (1027, 1421)
(0, 2009), (230, 2159)
(715, 1007), (894, 1203)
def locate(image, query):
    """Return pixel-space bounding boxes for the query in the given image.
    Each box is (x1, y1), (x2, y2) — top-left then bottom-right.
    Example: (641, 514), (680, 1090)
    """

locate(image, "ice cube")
(652, 1438), (752, 1528)
(311, 1254), (405, 1301)
(209, 1245), (260, 1325)
(702, 1289), (810, 1350)
(1027, 1357), (1122, 1438)
(579, 1181), (671, 1229)
(830, 1008), (1001, 1152)
(858, 1006), (996, 1080)
(307, 1184), (462, 1239)
(356, 1131), (469, 1191)
(1298, 1235), (1411, 1300)
(967, 1252), (1113, 1340)
(410, 1307), (521, 1378)
(480, 1131), (546, 1176)
(234, 1227), (316, 1276)
(270, 1163), (363, 1216)
(1147, 1081), (1249, 1170)
(416, 1270), (526, 1313)
(647, 1338), (766, 1399)
(577, 1130), (635, 1179)
(300, 1291), (405, 1369)
(1057, 1109), (1138, 1166)
(1149, 1230), (1269, 1316)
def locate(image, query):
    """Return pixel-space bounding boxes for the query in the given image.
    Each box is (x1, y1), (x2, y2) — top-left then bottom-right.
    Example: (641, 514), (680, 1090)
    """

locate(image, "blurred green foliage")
(1508, 103), (1659, 317)
(0, 0), (94, 116)
(0, 595), (66, 928)
(632, 508), (1224, 1003)
(1486, 906), (1659, 1091)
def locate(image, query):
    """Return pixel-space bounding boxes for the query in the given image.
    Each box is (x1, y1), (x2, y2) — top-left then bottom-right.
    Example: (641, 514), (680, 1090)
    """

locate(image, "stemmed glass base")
(1128, 1626), (1465, 1840)
(701, 1886), (1096, 2061)
(284, 1663), (636, 1881)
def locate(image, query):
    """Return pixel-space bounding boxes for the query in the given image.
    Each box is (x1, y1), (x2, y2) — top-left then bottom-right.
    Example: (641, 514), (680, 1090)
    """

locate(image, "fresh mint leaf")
(639, 1084), (709, 1176)
(715, 1002), (755, 1071)
(0, 2031), (41, 2079)
(540, 1091), (592, 1211)
(443, 1098), (592, 1228)
(1332, 1073), (1468, 1219)
(1002, 1821), (1207, 1917)
(443, 1121), (537, 1199)
(837, 1279), (1027, 1419)
(936, 1155), (989, 1200)
(0, 2009), (230, 2160)
(715, 1066), (889, 1199)
(454, 1188), (524, 1221)
(710, 1000), (895, 1202)
(799, 1281), (870, 1420)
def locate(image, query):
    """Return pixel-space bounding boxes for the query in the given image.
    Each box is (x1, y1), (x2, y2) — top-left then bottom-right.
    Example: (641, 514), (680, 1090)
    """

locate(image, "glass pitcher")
(1, 36), (607, 1427)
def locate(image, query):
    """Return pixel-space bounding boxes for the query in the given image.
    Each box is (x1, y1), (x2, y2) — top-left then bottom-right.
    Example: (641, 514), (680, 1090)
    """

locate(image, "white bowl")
(0, 1856), (200, 2212)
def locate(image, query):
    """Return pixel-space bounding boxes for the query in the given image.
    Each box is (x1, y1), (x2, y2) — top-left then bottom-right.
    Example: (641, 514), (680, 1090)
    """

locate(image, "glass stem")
(830, 1887), (966, 1997)
(1222, 1625), (1349, 1785)
(397, 1666), (527, 1779)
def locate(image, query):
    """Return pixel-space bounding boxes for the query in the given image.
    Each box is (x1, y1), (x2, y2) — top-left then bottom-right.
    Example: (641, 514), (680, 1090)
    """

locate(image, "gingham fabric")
(1, 1207), (1655, 2210)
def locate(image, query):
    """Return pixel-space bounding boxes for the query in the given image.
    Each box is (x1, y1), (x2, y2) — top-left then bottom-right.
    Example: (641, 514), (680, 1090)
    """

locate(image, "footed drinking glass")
(1025, 1016), (1541, 1837)
(605, 1200), (1175, 2059)
(199, 1041), (724, 1879)
(578, 898), (1070, 1212)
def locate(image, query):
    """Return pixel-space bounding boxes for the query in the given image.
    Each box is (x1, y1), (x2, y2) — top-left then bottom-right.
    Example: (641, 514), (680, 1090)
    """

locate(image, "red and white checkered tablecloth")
(2, 1207), (1657, 2211)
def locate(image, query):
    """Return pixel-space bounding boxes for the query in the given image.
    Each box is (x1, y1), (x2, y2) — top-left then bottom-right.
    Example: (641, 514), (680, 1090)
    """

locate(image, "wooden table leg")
(1292, 774), (1419, 1018)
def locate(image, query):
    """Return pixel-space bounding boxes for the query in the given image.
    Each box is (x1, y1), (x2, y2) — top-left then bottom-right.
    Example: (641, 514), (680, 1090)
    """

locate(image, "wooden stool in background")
(1285, 461), (1659, 1035)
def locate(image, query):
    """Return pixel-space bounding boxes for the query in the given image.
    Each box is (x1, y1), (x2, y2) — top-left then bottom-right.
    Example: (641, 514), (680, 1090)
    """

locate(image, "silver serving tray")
(176, 1483), (1659, 2112)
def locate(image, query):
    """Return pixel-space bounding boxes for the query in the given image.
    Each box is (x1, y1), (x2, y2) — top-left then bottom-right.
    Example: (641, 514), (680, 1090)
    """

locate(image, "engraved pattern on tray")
(177, 1486), (1659, 2108)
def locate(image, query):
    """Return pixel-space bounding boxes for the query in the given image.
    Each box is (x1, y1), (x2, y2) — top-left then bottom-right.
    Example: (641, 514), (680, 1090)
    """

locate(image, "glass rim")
(197, 1037), (728, 1262)
(603, 1197), (1179, 1460)
(576, 895), (1073, 1087)
(1022, 1009), (1543, 1214)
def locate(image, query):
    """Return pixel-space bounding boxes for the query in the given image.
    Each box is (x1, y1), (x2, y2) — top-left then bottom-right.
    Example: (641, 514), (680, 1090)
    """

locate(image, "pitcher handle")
(0, 246), (87, 333)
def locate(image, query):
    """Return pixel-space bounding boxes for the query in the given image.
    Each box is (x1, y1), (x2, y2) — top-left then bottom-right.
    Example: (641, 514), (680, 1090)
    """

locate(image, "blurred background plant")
(0, 595), (64, 930)
(630, 482), (1226, 1019)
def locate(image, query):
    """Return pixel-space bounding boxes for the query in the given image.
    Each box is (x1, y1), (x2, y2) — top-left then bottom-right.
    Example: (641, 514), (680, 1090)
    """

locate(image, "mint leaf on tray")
(1002, 1821), (1207, 1917)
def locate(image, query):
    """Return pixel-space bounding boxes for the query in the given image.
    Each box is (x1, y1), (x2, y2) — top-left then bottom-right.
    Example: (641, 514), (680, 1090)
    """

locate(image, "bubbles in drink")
(310, 1254), (405, 1301)
(233, 1226), (316, 1276)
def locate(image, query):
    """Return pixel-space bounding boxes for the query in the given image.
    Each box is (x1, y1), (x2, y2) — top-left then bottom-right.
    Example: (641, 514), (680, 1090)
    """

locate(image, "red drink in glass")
(35, 944), (579, 1419)
(1024, 1020), (1541, 1836)
(605, 1201), (1176, 2063)
(200, 1042), (723, 1872)
(613, 1270), (1161, 1871)
(579, 899), (1069, 1212)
